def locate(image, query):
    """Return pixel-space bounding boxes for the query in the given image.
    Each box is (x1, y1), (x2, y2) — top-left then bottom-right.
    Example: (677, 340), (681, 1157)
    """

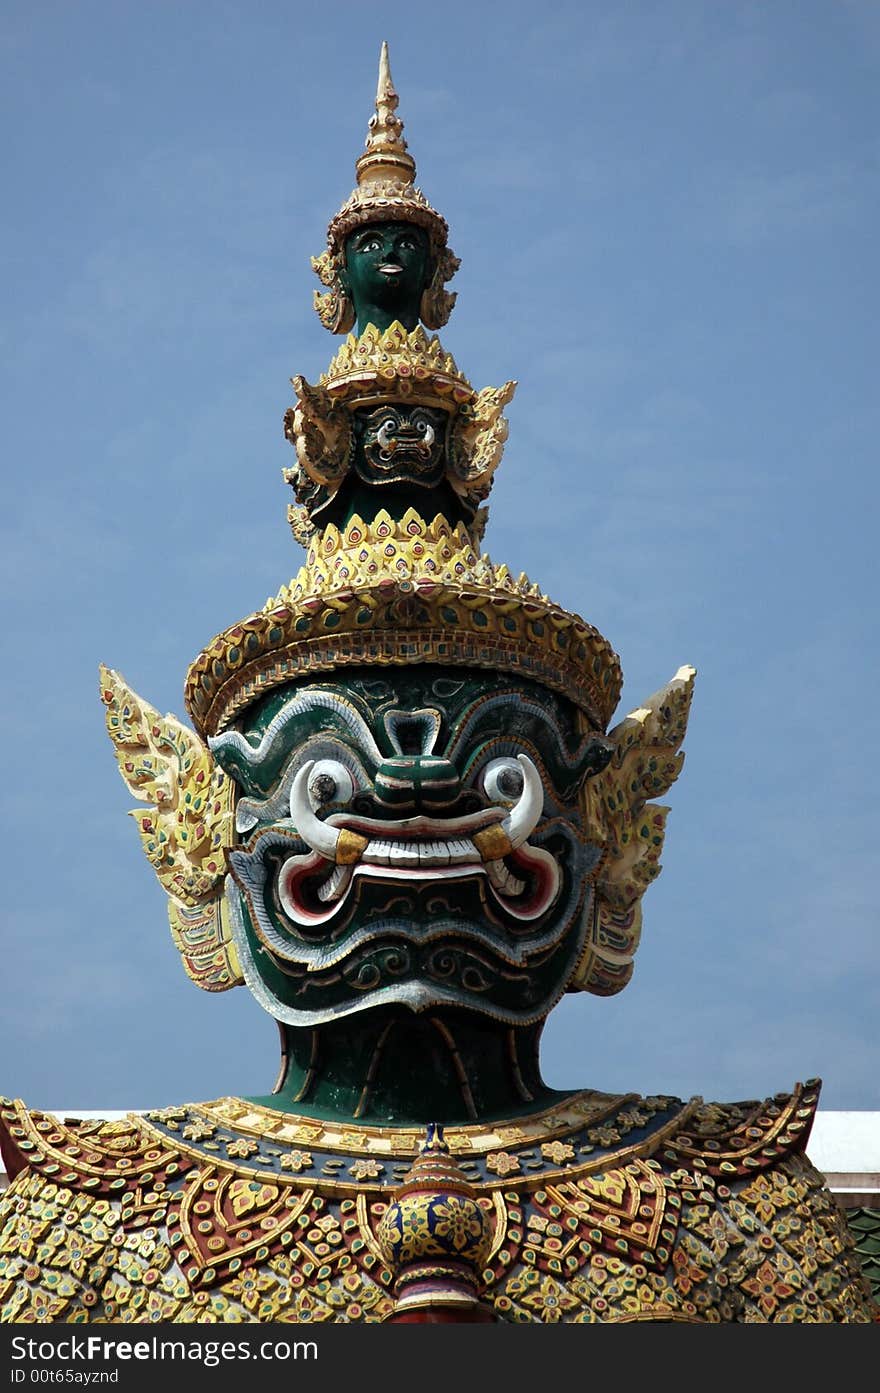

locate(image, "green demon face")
(352, 403), (448, 489)
(210, 667), (612, 1027)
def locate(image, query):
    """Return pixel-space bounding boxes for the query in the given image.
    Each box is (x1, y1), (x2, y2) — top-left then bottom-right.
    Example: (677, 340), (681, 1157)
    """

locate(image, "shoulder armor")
(0, 1098), (191, 1200)
(661, 1079), (821, 1179)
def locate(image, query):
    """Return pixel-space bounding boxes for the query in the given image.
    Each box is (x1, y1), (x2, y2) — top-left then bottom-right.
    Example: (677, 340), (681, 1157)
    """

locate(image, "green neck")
(319, 476), (467, 529)
(247, 1010), (568, 1126)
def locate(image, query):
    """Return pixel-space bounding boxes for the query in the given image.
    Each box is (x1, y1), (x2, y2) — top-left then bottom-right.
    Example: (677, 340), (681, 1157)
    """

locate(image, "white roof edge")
(806, 1113), (880, 1172)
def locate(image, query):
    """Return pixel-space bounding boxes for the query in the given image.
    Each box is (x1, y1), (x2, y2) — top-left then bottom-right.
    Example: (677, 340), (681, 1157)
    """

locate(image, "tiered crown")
(321, 322), (473, 409)
(186, 45), (622, 740)
(184, 509), (622, 738)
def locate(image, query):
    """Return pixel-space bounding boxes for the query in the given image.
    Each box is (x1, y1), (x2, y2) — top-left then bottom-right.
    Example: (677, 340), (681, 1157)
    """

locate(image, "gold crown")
(320, 321), (474, 410)
(184, 509), (622, 739)
(328, 41), (448, 257)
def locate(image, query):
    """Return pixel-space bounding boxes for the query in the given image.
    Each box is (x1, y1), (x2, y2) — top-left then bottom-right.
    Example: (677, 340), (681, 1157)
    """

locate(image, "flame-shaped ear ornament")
(571, 665), (696, 997)
(99, 663), (243, 991)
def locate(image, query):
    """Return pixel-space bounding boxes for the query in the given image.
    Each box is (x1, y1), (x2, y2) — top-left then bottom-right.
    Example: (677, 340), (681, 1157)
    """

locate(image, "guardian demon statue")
(1, 46), (874, 1324)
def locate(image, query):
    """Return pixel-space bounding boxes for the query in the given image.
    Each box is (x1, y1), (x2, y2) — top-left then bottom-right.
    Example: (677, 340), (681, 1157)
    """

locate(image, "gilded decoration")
(99, 664), (242, 991)
(183, 508), (623, 740)
(281, 323), (515, 539)
(320, 322), (472, 406)
(1, 1090), (874, 1323)
(573, 663), (696, 995)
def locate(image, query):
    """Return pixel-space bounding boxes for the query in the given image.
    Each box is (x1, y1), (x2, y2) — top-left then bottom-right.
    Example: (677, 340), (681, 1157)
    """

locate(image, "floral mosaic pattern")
(0, 1093), (875, 1323)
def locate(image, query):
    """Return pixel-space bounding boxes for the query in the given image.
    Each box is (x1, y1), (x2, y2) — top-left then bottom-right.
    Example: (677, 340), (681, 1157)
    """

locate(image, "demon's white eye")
(298, 760), (355, 813)
(482, 757), (525, 804)
(414, 416), (435, 446)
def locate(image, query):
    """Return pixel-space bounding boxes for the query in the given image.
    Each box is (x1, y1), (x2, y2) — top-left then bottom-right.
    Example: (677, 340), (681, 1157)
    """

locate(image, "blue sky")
(2, 1), (878, 1113)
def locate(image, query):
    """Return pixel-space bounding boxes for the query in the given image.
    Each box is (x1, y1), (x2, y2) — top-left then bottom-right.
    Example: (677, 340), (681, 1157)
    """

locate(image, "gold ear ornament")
(99, 664), (243, 992)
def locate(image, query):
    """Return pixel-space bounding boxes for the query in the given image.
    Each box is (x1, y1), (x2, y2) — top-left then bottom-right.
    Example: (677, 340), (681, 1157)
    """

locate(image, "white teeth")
(312, 839), (525, 905)
(447, 838), (477, 861)
(317, 864), (353, 903)
(423, 840), (451, 865)
(360, 837), (478, 867)
(389, 843), (420, 867)
(486, 859), (526, 896)
(363, 838), (394, 865)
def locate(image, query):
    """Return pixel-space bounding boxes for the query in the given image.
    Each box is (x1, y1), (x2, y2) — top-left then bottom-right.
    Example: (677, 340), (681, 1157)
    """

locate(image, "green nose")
(374, 757), (462, 813)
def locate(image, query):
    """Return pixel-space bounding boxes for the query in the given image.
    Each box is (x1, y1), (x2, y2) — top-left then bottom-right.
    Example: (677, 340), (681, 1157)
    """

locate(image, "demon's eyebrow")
(234, 735), (374, 834)
(209, 689), (382, 795)
(445, 691), (599, 777)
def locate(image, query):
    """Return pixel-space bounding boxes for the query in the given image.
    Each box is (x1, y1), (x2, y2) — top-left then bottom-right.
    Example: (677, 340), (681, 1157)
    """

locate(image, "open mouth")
(276, 823), (559, 928)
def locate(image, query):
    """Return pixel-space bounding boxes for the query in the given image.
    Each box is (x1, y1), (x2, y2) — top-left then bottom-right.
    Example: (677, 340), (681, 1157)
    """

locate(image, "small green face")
(343, 222), (430, 332)
(211, 668), (613, 1029)
(353, 403), (448, 489)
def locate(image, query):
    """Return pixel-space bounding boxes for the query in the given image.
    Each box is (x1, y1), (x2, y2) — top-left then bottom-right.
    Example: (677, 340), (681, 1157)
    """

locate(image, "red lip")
(275, 838), (559, 929)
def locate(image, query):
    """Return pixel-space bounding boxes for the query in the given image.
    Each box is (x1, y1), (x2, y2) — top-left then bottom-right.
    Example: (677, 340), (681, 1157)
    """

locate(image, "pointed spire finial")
(356, 41), (416, 188)
(377, 39), (393, 114)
